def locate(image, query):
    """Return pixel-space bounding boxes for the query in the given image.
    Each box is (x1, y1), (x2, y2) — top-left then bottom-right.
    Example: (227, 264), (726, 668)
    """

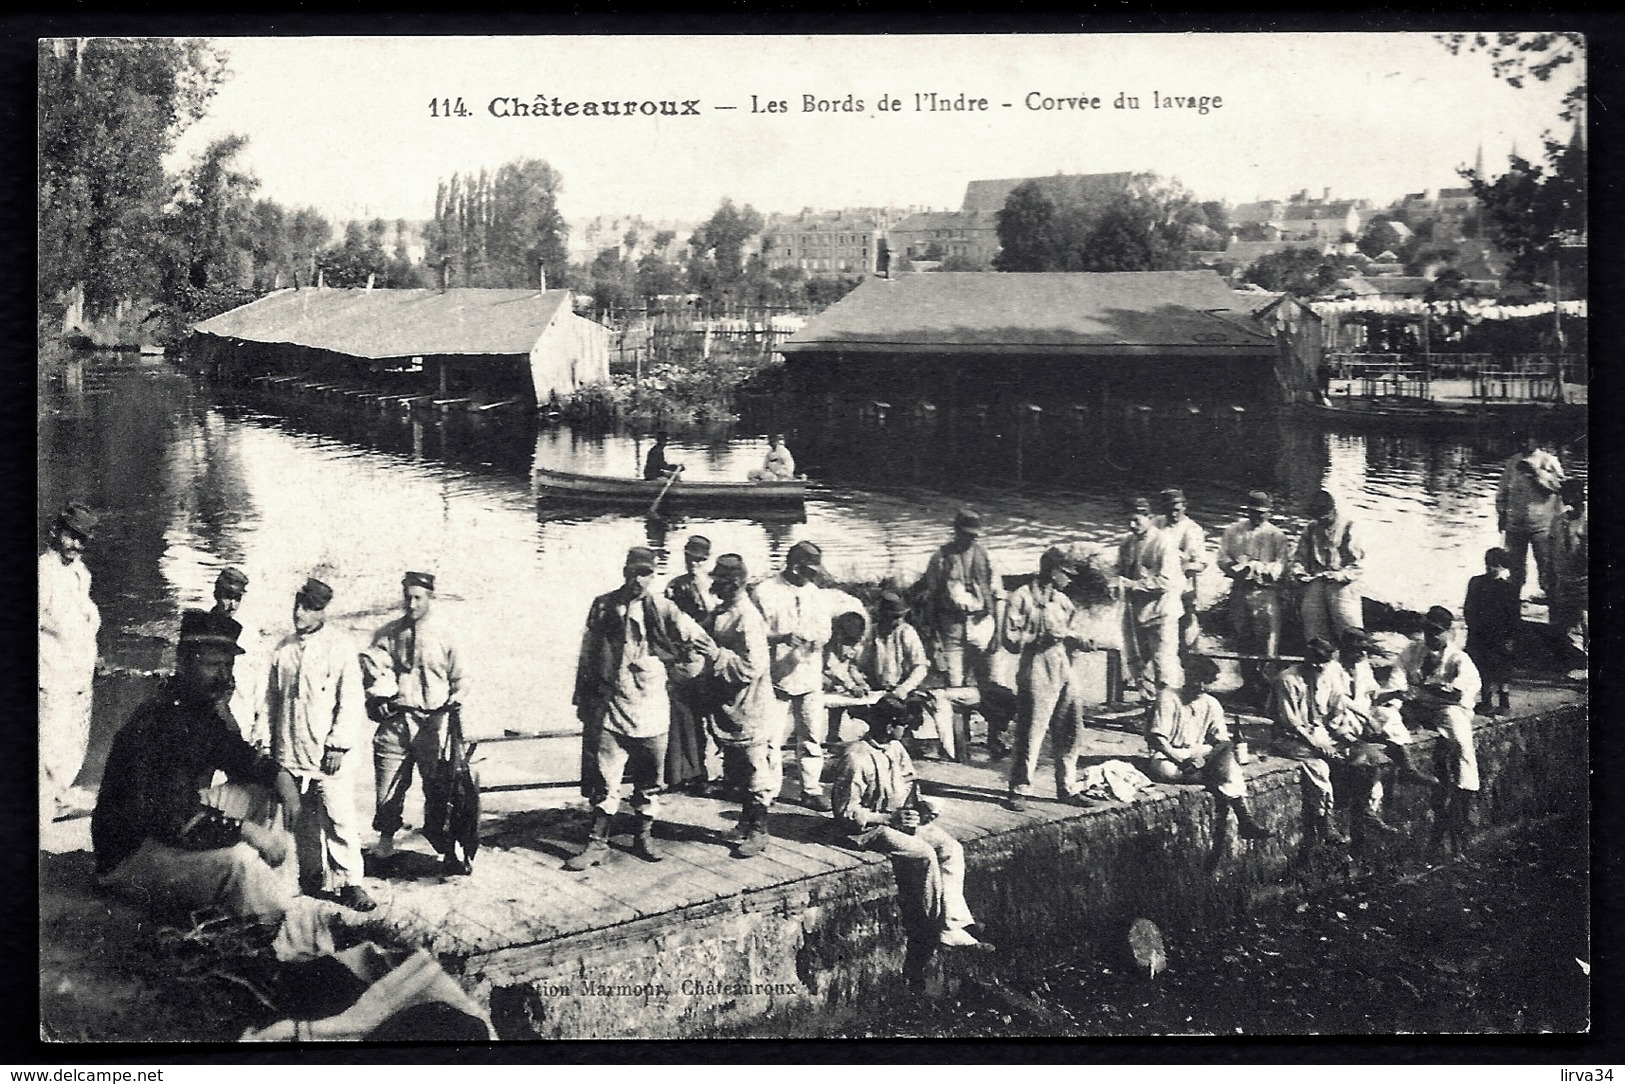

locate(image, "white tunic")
(264, 623), (366, 778)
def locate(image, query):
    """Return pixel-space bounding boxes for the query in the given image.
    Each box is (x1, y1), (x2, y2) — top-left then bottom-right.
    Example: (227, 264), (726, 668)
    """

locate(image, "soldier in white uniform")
(39, 501), (101, 830)
(264, 577), (373, 911)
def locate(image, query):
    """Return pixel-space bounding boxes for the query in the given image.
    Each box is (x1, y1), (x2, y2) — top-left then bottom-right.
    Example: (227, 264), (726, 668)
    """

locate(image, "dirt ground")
(840, 821), (1589, 1038)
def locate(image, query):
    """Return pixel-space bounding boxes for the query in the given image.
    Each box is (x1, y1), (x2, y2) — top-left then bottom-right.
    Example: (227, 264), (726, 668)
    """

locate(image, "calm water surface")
(39, 354), (1585, 783)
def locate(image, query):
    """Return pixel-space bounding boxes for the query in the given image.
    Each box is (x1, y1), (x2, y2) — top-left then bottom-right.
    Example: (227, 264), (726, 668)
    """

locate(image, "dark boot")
(1448, 790), (1476, 851)
(1391, 744), (1442, 788)
(1232, 798), (1273, 840)
(734, 802), (770, 859)
(564, 809), (611, 871)
(1497, 689), (1511, 715)
(726, 804), (753, 843)
(631, 814), (664, 863)
(1317, 816), (1351, 847)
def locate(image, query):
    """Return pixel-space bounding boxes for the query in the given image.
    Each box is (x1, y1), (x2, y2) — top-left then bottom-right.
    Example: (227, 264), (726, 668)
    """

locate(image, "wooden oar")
(648, 463), (684, 516)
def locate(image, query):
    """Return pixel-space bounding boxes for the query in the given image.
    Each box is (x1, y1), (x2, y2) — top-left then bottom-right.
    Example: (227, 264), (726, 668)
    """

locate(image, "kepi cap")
(877, 590), (909, 618)
(711, 553), (748, 582)
(296, 576), (334, 611)
(786, 540), (824, 573)
(624, 546), (658, 574)
(403, 570), (436, 591)
(178, 609), (246, 655)
(1423, 605), (1455, 631)
(953, 507), (983, 533)
(1245, 490), (1274, 511)
(214, 567), (249, 599)
(1128, 497), (1153, 515)
(1158, 487), (1186, 506)
(56, 500), (98, 540)
(684, 535), (712, 558)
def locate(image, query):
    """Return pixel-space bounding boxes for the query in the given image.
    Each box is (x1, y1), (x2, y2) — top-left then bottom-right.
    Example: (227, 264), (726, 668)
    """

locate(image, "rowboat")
(533, 464), (808, 510)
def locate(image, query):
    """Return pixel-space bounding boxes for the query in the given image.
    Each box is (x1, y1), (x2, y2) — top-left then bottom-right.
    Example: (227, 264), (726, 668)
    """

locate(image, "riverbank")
(39, 675), (1586, 1041)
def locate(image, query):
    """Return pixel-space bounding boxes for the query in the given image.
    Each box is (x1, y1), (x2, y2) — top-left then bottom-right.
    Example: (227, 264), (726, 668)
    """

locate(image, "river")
(38, 352), (1585, 787)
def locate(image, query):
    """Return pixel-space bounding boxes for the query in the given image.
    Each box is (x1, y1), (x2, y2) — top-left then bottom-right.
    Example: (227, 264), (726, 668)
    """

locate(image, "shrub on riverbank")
(556, 354), (784, 427)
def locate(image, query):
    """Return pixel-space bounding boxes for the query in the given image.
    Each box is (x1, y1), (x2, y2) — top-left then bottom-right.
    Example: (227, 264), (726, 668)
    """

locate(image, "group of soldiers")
(39, 429), (1586, 965)
(39, 503), (470, 928)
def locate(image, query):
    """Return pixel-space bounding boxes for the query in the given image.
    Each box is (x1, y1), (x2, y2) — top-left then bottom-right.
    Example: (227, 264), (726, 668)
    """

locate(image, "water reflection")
(39, 356), (1585, 784)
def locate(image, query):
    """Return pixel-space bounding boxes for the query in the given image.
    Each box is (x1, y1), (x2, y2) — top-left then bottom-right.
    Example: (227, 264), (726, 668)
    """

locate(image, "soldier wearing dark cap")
(39, 500), (102, 828)
(919, 506), (1002, 690)
(665, 535), (717, 793)
(751, 540), (842, 810)
(265, 577), (374, 911)
(93, 610), (304, 923)
(700, 554), (780, 858)
(1217, 491), (1292, 707)
(1001, 547), (1098, 813)
(569, 546), (718, 869)
(212, 567), (249, 617)
(370, 570), (469, 871)
(210, 567), (265, 749)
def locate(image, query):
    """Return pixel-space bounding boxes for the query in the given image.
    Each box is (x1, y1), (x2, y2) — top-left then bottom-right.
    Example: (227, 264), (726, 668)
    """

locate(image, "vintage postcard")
(38, 32), (1588, 1043)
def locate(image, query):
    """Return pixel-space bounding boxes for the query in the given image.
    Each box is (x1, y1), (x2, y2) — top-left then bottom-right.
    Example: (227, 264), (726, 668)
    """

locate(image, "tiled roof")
(780, 271), (1275, 356)
(192, 288), (574, 359)
(961, 172), (1135, 213)
(890, 211), (998, 232)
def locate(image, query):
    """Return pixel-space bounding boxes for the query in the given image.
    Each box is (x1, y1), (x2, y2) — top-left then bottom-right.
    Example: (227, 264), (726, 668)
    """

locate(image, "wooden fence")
(1324, 352), (1584, 401)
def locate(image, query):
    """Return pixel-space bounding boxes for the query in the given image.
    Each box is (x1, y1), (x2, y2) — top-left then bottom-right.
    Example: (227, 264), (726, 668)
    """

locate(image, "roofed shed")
(777, 271), (1283, 407)
(190, 288), (610, 409)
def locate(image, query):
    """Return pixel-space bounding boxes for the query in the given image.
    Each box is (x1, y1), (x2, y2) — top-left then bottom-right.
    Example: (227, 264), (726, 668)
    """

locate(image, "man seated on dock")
(92, 610), (305, 925)
(1142, 655), (1271, 840)
(831, 698), (982, 955)
(1271, 637), (1392, 846)
(1396, 606), (1482, 849)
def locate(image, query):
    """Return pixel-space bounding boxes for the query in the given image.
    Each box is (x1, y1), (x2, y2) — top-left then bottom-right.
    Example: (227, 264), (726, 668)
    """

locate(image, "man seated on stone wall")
(92, 610), (325, 941)
(1142, 655), (1272, 840)
(831, 696), (984, 979)
(1395, 606), (1483, 851)
(1271, 637), (1394, 847)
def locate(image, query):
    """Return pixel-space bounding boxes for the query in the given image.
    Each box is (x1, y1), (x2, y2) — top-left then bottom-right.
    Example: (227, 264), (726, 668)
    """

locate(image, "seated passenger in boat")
(747, 434), (796, 482)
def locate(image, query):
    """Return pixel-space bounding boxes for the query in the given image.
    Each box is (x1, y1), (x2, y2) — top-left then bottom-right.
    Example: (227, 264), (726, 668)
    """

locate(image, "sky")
(164, 33), (1581, 227)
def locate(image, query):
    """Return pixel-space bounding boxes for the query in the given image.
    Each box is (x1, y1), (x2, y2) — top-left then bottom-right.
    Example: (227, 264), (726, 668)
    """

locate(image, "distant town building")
(761, 210), (888, 277)
(887, 210), (1000, 269)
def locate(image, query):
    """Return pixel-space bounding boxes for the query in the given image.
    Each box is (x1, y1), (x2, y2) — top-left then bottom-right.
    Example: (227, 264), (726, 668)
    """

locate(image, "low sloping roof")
(192, 288), (574, 359)
(890, 211), (997, 233)
(780, 271), (1276, 357)
(961, 172), (1134, 213)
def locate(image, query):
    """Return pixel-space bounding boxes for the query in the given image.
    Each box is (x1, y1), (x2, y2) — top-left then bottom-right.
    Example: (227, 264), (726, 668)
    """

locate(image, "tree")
(1461, 133), (1584, 284)
(1405, 245), (1460, 278)
(1438, 32), (1585, 122)
(1358, 218), (1407, 259)
(424, 159), (568, 288)
(165, 134), (260, 293)
(1242, 249), (1347, 296)
(994, 173), (1209, 272)
(690, 199), (765, 287)
(38, 37), (229, 319)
